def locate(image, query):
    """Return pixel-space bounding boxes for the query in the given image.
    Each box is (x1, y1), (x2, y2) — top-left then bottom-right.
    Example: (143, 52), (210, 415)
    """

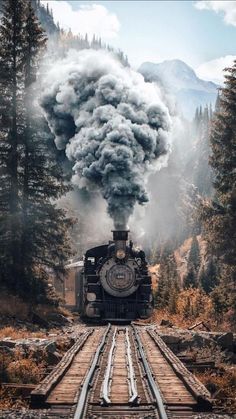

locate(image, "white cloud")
(195, 1), (236, 26)
(41, 1), (120, 39)
(195, 55), (236, 84)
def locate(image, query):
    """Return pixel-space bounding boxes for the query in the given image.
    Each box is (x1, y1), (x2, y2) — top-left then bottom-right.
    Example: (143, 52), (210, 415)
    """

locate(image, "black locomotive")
(77, 230), (153, 321)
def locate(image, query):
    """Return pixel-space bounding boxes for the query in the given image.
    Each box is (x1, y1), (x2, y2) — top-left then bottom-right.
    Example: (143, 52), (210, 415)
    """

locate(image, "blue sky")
(43, 1), (236, 83)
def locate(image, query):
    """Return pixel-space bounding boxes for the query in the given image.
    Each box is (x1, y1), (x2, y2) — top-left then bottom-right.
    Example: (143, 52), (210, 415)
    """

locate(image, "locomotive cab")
(78, 230), (153, 321)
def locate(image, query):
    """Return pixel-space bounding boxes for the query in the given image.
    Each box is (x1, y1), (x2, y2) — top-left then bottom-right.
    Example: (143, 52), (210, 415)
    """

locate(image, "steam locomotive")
(77, 230), (153, 321)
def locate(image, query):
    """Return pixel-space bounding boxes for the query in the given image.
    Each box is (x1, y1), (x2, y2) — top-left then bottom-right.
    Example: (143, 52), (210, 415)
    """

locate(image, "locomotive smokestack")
(112, 230), (129, 241)
(112, 230), (129, 259)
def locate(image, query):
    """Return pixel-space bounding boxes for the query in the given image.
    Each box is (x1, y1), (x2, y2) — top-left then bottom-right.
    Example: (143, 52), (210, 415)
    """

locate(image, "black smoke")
(41, 49), (171, 229)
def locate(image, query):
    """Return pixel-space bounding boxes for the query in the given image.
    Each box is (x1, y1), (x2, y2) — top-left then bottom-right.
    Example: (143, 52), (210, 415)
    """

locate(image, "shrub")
(176, 288), (213, 319)
(6, 358), (45, 384)
(196, 367), (236, 413)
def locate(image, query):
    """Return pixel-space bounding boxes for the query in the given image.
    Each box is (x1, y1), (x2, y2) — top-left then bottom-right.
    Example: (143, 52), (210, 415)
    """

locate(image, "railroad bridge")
(31, 324), (212, 418)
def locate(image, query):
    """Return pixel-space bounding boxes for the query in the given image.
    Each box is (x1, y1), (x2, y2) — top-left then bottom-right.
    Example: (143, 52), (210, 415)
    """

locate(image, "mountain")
(139, 59), (218, 119)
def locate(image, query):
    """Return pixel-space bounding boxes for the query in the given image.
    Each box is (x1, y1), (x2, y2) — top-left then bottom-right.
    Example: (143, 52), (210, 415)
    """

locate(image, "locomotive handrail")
(126, 328), (138, 404)
(132, 325), (168, 419)
(101, 327), (117, 405)
(73, 323), (111, 419)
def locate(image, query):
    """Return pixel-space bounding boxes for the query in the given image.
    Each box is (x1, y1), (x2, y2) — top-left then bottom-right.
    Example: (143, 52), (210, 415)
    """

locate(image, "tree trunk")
(9, 3), (20, 287)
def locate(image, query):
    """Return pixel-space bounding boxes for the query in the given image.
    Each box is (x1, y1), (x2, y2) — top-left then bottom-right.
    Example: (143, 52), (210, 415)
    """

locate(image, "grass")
(151, 306), (236, 332)
(0, 289), (75, 410)
(6, 358), (45, 384)
(0, 350), (46, 385)
(149, 308), (209, 329)
(0, 327), (46, 340)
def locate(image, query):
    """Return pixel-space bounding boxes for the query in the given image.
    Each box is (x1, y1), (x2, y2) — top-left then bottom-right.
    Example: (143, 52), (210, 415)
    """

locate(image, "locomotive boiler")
(77, 230), (153, 321)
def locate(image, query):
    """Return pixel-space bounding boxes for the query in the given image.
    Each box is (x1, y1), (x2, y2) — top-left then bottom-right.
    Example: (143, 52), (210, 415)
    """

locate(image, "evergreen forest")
(0, 0), (235, 333)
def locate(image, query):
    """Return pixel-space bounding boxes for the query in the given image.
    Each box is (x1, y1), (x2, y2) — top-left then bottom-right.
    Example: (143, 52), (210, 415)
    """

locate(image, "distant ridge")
(139, 59), (218, 119)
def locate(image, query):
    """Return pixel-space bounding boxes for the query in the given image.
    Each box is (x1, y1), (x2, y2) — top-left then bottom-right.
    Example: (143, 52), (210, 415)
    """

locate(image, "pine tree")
(209, 103), (213, 120)
(0, 0), (27, 288)
(194, 107), (199, 123)
(92, 34), (96, 48)
(20, 1), (46, 290)
(199, 258), (218, 294)
(203, 105), (209, 127)
(183, 295), (191, 318)
(192, 104), (213, 196)
(155, 250), (170, 309)
(20, 2), (72, 300)
(155, 274), (168, 309)
(0, 0), (72, 301)
(183, 264), (197, 289)
(199, 105), (203, 120)
(211, 282), (229, 322)
(215, 91), (221, 113)
(193, 107), (200, 135)
(208, 71), (236, 265)
(84, 33), (89, 48)
(200, 61), (236, 319)
(187, 236), (200, 271)
(168, 279), (179, 314)
(155, 252), (179, 310)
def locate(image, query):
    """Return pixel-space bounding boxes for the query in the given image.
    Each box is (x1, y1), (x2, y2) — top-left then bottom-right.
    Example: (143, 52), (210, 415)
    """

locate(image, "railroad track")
(31, 325), (212, 418)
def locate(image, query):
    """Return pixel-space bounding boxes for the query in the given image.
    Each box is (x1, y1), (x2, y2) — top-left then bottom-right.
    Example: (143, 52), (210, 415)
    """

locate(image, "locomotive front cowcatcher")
(77, 230), (153, 321)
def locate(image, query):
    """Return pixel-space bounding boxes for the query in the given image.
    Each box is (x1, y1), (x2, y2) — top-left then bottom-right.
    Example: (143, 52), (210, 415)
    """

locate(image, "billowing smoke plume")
(41, 49), (171, 229)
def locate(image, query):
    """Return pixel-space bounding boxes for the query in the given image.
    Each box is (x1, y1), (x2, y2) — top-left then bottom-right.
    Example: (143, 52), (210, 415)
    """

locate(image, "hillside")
(32, 0), (59, 35)
(0, 0), (59, 35)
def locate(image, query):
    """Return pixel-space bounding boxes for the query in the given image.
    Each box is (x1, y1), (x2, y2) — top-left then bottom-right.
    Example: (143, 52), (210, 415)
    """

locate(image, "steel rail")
(101, 327), (117, 405)
(73, 323), (111, 419)
(126, 328), (138, 404)
(132, 325), (168, 419)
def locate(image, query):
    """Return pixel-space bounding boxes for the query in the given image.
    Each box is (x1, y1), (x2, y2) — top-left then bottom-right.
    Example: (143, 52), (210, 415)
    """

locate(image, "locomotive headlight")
(87, 292), (96, 302)
(116, 249), (126, 259)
